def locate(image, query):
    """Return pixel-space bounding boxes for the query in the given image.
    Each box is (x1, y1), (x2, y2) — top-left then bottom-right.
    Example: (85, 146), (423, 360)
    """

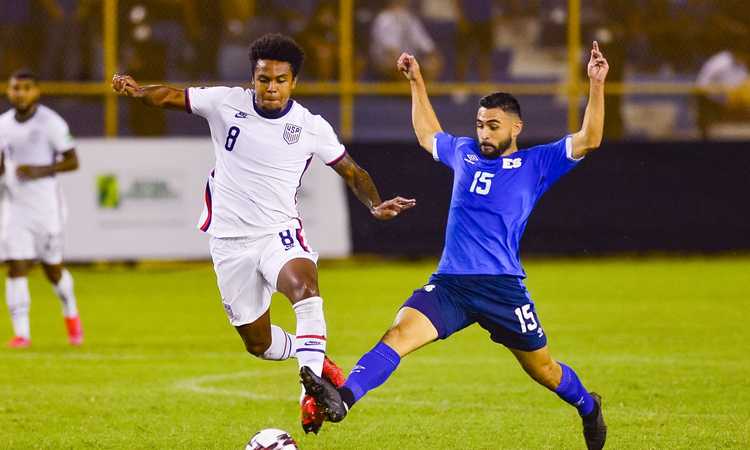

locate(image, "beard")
(13, 102), (37, 118)
(479, 136), (512, 159)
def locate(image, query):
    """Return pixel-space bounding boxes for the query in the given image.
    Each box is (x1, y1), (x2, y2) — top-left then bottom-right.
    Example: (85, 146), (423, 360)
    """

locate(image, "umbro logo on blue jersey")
(234, 111), (249, 118)
(502, 157), (523, 169)
(464, 154), (479, 165)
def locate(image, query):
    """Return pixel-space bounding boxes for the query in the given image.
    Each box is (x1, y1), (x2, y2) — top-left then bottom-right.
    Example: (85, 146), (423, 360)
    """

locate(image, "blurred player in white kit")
(0, 69), (83, 348)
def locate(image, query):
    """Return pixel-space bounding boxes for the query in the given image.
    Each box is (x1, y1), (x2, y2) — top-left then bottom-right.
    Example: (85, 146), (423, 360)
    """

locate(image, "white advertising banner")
(57, 138), (351, 261)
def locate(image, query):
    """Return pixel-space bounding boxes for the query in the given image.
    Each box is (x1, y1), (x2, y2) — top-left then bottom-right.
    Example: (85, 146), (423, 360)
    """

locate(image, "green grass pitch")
(1, 257), (748, 449)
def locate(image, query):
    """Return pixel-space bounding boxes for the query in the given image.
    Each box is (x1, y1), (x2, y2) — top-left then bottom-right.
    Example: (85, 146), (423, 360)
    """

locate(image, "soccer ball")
(246, 428), (299, 450)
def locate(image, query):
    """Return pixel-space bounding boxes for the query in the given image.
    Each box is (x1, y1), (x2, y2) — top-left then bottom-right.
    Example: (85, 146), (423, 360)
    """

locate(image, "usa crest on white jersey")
(284, 123), (302, 145)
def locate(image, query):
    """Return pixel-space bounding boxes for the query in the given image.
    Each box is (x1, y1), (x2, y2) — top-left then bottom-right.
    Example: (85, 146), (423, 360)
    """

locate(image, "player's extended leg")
(5, 260), (33, 347)
(41, 263), (83, 345)
(344, 306), (438, 403)
(300, 306), (439, 422)
(276, 257), (348, 433)
(276, 258), (328, 377)
(510, 346), (607, 450)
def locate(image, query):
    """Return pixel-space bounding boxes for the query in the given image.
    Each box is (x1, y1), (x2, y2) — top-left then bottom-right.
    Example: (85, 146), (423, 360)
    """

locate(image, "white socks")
(261, 325), (296, 361)
(292, 296), (327, 377)
(53, 270), (78, 318)
(6, 277), (31, 339)
(5, 271), (78, 340)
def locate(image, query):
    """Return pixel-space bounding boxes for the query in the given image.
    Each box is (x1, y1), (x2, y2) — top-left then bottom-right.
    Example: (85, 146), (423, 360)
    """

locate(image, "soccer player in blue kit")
(302, 42), (609, 449)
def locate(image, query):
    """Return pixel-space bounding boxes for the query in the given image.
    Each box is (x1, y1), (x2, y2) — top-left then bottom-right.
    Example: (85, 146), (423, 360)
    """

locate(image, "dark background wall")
(346, 140), (750, 256)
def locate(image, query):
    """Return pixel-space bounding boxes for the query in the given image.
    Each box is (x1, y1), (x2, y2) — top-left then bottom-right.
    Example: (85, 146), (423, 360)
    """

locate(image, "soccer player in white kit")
(0, 70), (83, 348)
(112, 34), (416, 434)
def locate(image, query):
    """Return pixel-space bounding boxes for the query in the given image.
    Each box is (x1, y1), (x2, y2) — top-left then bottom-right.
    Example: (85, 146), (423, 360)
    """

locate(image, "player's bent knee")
(381, 326), (402, 344)
(527, 360), (560, 389)
(277, 259), (320, 302)
(245, 339), (272, 357)
(8, 261), (31, 278)
(294, 283), (319, 302)
(381, 325), (418, 356)
(42, 265), (63, 283)
(286, 281), (319, 303)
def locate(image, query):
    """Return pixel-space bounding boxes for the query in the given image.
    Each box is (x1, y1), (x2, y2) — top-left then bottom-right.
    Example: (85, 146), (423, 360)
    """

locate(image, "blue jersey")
(433, 132), (582, 277)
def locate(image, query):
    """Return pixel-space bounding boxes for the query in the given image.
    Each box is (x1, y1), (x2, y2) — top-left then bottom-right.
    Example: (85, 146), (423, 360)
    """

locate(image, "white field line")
(3, 352), (747, 370)
(171, 370), (741, 419)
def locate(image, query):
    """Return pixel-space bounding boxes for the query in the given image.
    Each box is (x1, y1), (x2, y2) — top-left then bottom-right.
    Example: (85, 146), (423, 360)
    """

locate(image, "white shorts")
(209, 228), (318, 326)
(3, 222), (64, 265)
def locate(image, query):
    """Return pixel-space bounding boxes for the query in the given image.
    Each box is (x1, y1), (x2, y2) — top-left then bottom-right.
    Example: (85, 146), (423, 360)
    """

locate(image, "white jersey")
(186, 87), (346, 237)
(0, 137), (9, 255)
(0, 105), (75, 233)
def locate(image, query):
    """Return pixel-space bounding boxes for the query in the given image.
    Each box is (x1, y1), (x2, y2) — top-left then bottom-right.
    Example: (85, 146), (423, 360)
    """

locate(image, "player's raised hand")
(397, 53), (422, 82)
(111, 73), (142, 97)
(371, 196), (416, 220)
(587, 41), (609, 84)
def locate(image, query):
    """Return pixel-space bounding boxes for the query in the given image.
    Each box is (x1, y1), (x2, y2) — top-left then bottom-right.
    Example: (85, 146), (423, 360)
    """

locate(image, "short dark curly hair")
(249, 33), (305, 78)
(9, 68), (37, 83)
(479, 92), (522, 119)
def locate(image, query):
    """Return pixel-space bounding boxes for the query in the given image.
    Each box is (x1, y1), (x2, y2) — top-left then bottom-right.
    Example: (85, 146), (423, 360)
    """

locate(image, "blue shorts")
(402, 274), (547, 351)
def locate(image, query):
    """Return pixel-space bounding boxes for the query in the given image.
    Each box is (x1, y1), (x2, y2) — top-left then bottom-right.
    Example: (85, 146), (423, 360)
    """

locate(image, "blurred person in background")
(370, 0), (442, 80)
(217, 0), (284, 80)
(120, 1), (168, 135)
(39, 0), (83, 80)
(75, 0), (104, 80)
(589, 0), (628, 139)
(0, 70), (83, 348)
(182, 0), (223, 80)
(452, 0), (496, 82)
(696, 46), (750, 139)
(296, 1), (339, 81)
(112, 33), (415, 434)
(0, 0), (37, 78)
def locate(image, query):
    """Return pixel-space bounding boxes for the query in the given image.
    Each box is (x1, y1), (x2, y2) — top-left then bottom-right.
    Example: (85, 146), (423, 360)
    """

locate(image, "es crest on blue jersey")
(502, 157), (523, 169)
(283, 123), (302, 145)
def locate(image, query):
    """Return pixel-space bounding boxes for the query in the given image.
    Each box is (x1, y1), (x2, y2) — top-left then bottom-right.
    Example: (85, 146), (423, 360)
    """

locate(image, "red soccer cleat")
(301, 394), (324, 434)
(322, 355), (346, 388)
(7, 336), (31, 348)
(300, 356), (346, 433)
(65, 316), (83, 346)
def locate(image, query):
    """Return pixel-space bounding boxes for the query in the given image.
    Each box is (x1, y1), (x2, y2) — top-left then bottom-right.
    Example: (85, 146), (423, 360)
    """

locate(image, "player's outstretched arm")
(332, 154), (416, 221)
(571, 41), (609, 159)
(111, 74), (186, 110)
(397, 53), (443, 154)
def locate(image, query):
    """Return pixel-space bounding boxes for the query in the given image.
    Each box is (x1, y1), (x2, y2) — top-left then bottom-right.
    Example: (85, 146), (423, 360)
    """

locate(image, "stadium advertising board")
(59, 139), (351, 260)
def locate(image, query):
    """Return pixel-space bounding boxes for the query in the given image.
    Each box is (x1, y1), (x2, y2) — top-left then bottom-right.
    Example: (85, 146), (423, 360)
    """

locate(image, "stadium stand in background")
(2, 0), (750, 141)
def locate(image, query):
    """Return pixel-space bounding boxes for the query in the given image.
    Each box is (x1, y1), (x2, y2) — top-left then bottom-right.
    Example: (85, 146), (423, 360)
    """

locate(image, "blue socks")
(338, 345), (593, 418)
(339, 342), (401, 408)
(554, 362), (595, 417)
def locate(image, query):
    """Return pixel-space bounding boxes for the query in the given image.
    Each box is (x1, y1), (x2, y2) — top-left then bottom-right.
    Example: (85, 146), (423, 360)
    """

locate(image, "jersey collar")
(14, 104), (39, 123)
(251, 92), (294, 119)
